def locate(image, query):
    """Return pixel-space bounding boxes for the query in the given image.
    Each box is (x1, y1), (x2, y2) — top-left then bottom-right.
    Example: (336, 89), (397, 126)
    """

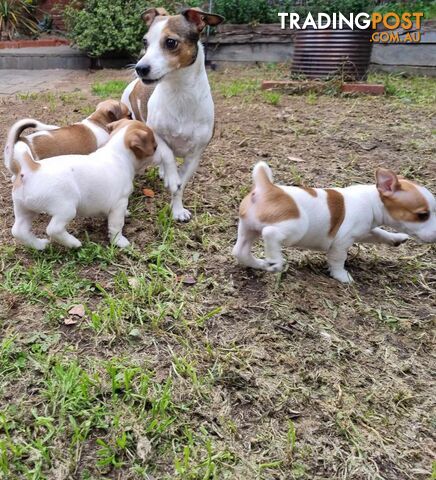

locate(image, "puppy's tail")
(252, 161), (273, 189)
(8, 141), (40, 178)
(4, 118), (58, 173)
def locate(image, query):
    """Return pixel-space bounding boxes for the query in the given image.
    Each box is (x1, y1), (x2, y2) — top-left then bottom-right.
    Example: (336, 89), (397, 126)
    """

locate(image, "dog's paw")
(158, 164), (165, 180)
(113, 235), (130, 248)
(330, 270), (354, 283)
(33, 238), (50, 250)
(173, 207), (191, 222)
(391, 233), (410, 246)
(265, 260), (284, 273)
(68, 238), (82, 249)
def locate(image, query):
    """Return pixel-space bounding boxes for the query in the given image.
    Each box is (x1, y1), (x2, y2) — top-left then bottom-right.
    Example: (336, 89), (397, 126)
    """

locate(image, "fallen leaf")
(287, 156), (304, 163)
(181, 275), (196, 285)
(64, 317), (78, 326)
(68, 304), (85, 317)
(142, 188), (155, 198)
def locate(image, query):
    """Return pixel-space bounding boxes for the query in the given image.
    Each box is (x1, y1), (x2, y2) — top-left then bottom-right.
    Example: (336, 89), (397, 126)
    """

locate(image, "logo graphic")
(278, 12), (424, 43)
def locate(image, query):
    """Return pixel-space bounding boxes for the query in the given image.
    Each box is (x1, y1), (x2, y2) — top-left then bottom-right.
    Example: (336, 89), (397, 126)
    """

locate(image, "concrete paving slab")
(0, 69), (91, 95)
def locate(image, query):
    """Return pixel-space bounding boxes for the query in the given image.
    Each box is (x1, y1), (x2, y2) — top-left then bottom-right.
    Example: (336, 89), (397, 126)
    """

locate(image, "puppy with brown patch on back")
(4, 100), (131, 179)
(233, 162), (436, 283)
(121, 7), (224, 222)
(10, 120), (157, 250)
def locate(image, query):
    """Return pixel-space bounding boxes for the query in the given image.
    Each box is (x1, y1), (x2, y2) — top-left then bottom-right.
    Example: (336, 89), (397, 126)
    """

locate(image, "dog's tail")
(4, 118), (58, 174)
(8, 141), (41, 179)
(252, 161), (273, 189)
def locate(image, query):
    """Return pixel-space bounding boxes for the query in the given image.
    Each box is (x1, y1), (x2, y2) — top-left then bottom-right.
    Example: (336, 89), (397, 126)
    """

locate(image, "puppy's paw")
(330, 270), (354, 283)
(33, 238), (50, 250)
(173, 207), (192, 222)
(265, 260), (284, 273)
(68, 238), (82, 249)
(391, 233), (410, 246)
(158, 164), (165, 180)
(113, 235), (130, 248)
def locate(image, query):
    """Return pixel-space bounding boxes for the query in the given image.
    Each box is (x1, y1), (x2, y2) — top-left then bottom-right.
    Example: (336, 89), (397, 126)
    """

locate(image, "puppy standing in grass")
(122, 7), (224, 221)
(9, 120), (157, 250)
(233, 162), (436, 283)
(4, 100), (131, 178)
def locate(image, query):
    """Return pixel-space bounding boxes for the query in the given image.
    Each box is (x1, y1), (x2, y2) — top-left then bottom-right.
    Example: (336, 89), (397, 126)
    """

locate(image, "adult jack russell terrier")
(4, 100), (131, 177)
(122, 7), (224, 221)
(9, 120), (157, 250)
(233, 162), (436, 283)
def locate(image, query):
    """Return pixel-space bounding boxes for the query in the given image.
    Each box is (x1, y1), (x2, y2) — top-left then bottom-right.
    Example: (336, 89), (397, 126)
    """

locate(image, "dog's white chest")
(147, 81), (214, 157)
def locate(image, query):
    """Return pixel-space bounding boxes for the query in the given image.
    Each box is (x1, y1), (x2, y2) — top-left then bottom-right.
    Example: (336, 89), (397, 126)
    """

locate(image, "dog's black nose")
(135, 65), (150, 78)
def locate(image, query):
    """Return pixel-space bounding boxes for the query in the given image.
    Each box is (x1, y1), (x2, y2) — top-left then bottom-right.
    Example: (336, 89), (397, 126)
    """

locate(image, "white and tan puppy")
(4, 100), (131, 175)
(10, 120), (157, 250)
(233, 162), (436, 283)
(122, 7), (224, 221)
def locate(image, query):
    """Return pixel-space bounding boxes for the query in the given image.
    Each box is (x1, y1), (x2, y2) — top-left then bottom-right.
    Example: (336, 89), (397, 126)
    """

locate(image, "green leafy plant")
(212, 0), (436, 24)
(212, 0), (295, 24)
(374, 1), (436, 19)
(0, 0), (38, 40)
(64, 0), (202, 57)
(64, 0), (146, 57)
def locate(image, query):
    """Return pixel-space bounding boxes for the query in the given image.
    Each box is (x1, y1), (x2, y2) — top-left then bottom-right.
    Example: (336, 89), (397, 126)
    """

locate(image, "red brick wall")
(38, 0), (72, 31)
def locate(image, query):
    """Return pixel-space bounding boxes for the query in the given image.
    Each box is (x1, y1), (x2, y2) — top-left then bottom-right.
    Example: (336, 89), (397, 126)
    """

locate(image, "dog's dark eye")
(165, 38), (178, 50)
(416, 211), (430, 221)
(143, 38), (148, 49)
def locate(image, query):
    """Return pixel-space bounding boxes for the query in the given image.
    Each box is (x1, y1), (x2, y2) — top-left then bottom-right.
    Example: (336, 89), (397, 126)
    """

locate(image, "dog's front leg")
(155, 136), (181, 194)
(358, 227), (409, 247)
(108, 198), (130, 248)
(171, 151), (202, 222)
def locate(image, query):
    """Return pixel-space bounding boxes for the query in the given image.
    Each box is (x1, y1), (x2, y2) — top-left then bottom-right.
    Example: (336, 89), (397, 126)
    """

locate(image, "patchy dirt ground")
(0, 66), (435, 480)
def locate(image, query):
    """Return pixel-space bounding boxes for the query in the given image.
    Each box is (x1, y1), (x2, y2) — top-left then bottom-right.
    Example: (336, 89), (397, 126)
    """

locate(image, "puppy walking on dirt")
(4, 100), (131, 179)
(233, 162), (436, 283)
(122, 7), (224, 221)
(9, 120), (157, 250)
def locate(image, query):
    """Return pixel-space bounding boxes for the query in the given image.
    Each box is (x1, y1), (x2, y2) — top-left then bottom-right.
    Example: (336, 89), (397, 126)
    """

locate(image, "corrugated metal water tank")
(292, 28), (373, 80)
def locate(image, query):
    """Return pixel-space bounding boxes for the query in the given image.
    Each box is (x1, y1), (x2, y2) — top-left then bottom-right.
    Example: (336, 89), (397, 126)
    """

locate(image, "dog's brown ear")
(141, 7), (169, 27)
(97, 100), (130, 123)
(182, 8), (224, 32)
(127, 128), (156, 159)
(107, 118), (130, 133)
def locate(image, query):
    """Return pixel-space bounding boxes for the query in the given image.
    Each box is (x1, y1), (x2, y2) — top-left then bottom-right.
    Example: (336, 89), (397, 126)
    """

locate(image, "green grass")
(262, 90), (281, 106)
(91, 80), (129, 98)
(1, 65), (435, 480)
(216, 79), (259, 98)
(368, 72), (436, 105)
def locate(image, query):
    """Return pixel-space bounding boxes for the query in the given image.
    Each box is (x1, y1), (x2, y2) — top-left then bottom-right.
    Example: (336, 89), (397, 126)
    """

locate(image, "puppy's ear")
(97, 100), (130, 123)
(141, 7), (169, 27)
(120, 101), (132, 119)
(127, 128), (156, 159)
(376, 168), (400, 197)
(182, 8), (224, 32)
(107, 118), (129, 133)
